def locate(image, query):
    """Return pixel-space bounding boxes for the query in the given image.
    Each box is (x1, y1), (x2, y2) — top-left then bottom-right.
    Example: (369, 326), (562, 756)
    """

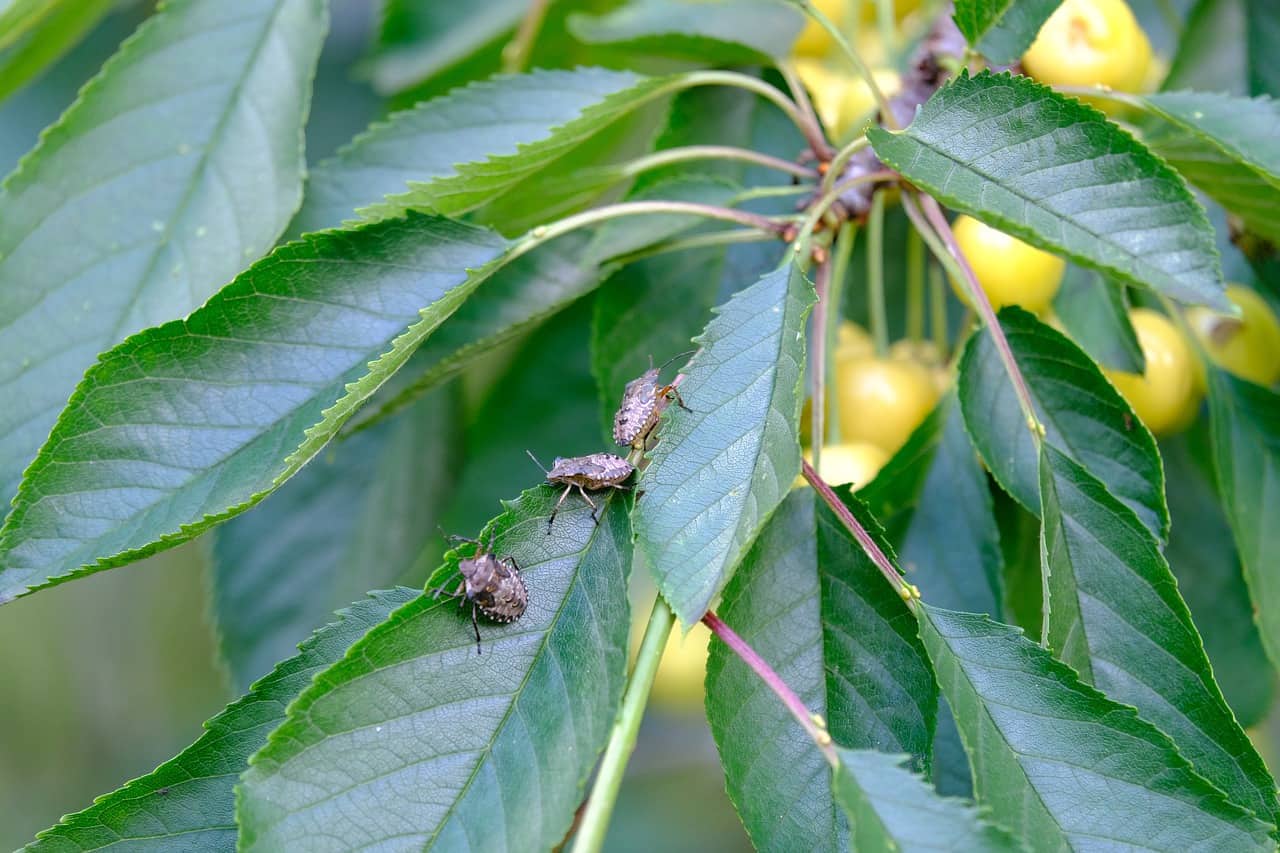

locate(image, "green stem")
(502, 0), (552, 72)
(622, 144), (819, 181)
(902, 193), (1042, 437)
(906, 225), (924, 342)
(820, 135), (870, 196)
(792, 167), (891, 254)
(571, 598), (675, 853)
(730, 184), (816, 205)
(929, 261), (948, 353)
(779, 60), (834, 159)
(796, 0), (898, 129)
(516, 199), (789, 263)
(684, 69), (829, 158)
(867, 190), (888, 357)
(606, 228), (779, 267)
(825, 223), (857, 445)
(810, 256), (833, 474)
(875, 0), (895, 60)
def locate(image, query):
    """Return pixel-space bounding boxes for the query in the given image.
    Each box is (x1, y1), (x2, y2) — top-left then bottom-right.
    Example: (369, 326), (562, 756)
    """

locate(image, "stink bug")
(433, 533), (528, 654)
(527, 451), (634, 532)
(613, 352), (694, 450)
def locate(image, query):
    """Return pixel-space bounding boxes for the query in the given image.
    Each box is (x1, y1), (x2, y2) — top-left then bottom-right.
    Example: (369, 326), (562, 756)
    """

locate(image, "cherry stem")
(778, 60), (835, 160)
(801, 460), (914, 604)
(702, 610), (837, 765)
(810, 256), (832, 474)
(901, 193), (1043, 438)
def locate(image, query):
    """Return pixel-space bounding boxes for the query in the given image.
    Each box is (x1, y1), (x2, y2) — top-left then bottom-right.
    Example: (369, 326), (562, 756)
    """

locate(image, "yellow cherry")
(838, 357), (939, 454)
(1022, 0), (1153, 94)
(1186, 284), (1280, 387)
(1105, 308), (1201, 436)
(951, 215), (1065, 315)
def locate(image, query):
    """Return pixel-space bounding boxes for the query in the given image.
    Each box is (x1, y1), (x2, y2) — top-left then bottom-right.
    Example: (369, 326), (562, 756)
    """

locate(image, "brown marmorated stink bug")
(432, 533), (528, 654)
(612, 352), (694, 450)
(527, 451), (634, 532)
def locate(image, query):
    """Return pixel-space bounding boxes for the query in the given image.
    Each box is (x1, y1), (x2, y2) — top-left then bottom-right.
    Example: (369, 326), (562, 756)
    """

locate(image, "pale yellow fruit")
(1187, 284), (1280, 387)
(646, 626), (711, 711)
(1105, 309), (1201, 436)
(951, 215), (1065, 315)
(838, 357), (939, 454)
(1022, 0), (1153, 93)
(793, 0), (848, 56)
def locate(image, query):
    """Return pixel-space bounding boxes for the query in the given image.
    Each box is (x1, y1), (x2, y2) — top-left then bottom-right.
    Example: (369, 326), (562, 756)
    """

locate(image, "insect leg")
(666, 385), (692, 413)
(471, 603), (482, 655)
(578, 485), (600, 525)
(547, 484), (573, 533)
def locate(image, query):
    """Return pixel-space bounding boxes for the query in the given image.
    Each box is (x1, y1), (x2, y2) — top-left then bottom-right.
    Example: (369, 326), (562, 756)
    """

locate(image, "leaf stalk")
(571, 597), (675, 853)
(702, 610), (837, 765)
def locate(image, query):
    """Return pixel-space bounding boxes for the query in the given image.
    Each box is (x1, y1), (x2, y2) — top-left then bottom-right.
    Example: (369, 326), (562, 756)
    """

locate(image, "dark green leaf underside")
(706, 489), (936, 851)
(1209, 370), (1280, 675)
(958, 307), (1168, 541)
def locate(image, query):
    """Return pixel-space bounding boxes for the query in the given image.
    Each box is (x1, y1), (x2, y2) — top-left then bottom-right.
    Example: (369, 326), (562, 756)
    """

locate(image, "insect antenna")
(656, 349), (698, 374)
(525, 449), (550, 474)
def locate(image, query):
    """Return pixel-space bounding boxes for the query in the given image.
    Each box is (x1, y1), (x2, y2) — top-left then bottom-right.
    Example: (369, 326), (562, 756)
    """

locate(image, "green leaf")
(292, 67), (658, 236)
(860, 395), (1001, 800)
(355, 71), (690, 226)
(568, 0), (805, 64)
(1138, 91), (1280, 244)
(951, 0), (1061, 65)
(832, 748), (1021, 852)
(1163, 431), (1274, 728)
(634, 262), (815, 626)
(869, 71), (1227, 309)
(705, 489), (937, 851)
(0, 214), (511, 604)
(0, 0), (328, 510)
(346, 233), (608, 437)
(1163, 0), (1246, 95)
(918, 605), (1275, 850)
(1208, 369), (1280, 674)
(0, 0), (113, 104)
(958, 307), (1169, 541)
(236, 486), (632, 851)
(363, 0), (525, 95)
(1248, 0), (1280, 97)
(1051, 265), (1145, 373)
(1038, 443), (1279, 826)
(23, 587), (418, 852)
(862, 394), (1004, 617)
(213, 388), (459, 691)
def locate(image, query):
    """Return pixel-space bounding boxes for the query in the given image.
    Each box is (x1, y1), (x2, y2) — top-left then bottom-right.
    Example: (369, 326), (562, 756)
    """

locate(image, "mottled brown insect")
(613, 352), (693, 450)
(527, 451), (634, 532)
(433, 533), (528, 654)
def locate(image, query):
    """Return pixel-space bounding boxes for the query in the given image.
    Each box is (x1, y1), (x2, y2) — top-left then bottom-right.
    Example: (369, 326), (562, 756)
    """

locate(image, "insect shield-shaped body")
(529, 451), (634, 532)
(613, 353), (693, 450)
(434, 534), (528, 654)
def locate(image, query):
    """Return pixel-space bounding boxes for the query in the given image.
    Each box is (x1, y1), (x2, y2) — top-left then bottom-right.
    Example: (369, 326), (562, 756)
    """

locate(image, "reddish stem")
(801, 460), (914, 603)
(702, 610), (837, 764)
